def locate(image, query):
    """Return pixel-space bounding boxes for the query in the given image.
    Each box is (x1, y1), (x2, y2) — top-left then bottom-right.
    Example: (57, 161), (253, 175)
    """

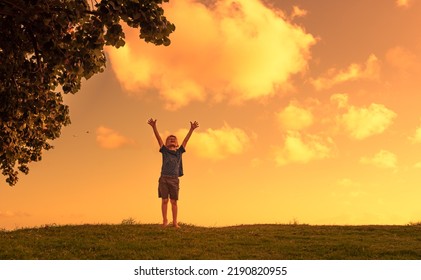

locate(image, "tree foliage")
(0, 0), (175, 186)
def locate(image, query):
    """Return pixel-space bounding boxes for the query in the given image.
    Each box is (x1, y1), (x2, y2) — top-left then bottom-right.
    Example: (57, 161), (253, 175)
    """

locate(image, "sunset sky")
(2, 0), (421, 230)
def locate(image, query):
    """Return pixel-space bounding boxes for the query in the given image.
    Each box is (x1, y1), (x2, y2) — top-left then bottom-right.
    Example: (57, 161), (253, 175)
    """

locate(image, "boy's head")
(165, 135), (179, 148)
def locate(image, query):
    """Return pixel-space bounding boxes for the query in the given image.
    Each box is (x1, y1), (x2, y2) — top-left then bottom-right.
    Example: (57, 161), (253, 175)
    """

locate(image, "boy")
(147, 118), (199, 228)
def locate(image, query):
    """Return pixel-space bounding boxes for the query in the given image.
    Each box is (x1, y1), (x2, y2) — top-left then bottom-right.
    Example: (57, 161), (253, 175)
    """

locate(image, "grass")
(1, 223), (421, 259)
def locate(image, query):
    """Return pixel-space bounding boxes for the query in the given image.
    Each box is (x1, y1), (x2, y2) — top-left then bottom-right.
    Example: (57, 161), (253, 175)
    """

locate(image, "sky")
(2, 0), (421, 230)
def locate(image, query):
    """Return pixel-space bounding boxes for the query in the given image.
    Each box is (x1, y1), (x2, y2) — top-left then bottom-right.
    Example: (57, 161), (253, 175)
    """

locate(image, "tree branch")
(1, 0), (26, 12)
(0, 10), (15, 17)
(26, 27), (43, 75)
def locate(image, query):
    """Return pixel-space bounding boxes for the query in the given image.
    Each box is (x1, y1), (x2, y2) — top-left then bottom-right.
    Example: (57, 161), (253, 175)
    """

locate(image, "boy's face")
(166, 136), (178, 148)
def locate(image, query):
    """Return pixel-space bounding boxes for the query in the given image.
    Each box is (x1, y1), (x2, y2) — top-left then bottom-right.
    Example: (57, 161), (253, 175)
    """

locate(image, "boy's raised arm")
(182, 121), (199, 148)
(148, 118), (164, 147)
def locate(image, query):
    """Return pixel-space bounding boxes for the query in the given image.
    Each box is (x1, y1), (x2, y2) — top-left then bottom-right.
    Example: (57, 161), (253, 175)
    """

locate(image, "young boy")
(147, 118), (199, 228)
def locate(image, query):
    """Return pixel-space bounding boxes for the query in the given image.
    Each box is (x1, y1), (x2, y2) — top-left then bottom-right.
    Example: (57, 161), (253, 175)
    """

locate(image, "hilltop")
(1, 223), (420, 259)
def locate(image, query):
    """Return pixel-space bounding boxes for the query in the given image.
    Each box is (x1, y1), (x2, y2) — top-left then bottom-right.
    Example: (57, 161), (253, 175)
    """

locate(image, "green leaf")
(0, 0), (175, 186)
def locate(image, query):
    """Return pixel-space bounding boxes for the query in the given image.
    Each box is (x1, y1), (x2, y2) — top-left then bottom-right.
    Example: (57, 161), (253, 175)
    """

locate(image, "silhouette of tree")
(0, 0), (175, 185)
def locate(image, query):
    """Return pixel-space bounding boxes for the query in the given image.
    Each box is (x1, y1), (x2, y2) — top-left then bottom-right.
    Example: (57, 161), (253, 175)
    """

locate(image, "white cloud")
(330, 93), (397, 139)
(177, 123), (250, 160)
(339, 103), (396, 140)
(107, 0), (316, 109)
(360, 150), (398, 169)
(409, 118), (421, 143)
(330, 93), (349, 109)
(96, 126), (136, 149)
(276, 102), (313, 131)
(396, 0), (413, 8)
(274, 131), (335, 166)
(311, 54), (380, 91)
(291, 6), (308, 19)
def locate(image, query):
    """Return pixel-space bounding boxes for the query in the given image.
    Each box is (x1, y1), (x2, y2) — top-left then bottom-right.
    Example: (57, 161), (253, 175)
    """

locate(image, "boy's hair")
(165, 135), (179, 147)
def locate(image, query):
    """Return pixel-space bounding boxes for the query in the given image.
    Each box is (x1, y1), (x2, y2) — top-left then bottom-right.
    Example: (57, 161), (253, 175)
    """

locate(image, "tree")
(0, 0), (175, 186)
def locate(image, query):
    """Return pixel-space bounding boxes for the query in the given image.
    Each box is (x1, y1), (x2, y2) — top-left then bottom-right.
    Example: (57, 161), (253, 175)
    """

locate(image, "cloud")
(96, 126), (136, 149)
(274, 131), (335, 166)
(311, 54), (380, 90)
(276, 102), (313, 131)
(338, 102), (396, 140)
(330, 93), (396, 139)
(107, 0), (316, 110)
(360, 150), (398, 169)
(291, 6), (308, 19)
(409, 119), (421, 143)
(330, 93), (349, 109)
(396, 0), (413, 8)
(177, 123), (250, 160)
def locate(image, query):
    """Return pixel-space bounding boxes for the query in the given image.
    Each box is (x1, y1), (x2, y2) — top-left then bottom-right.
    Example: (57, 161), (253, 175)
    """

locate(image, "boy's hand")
(148, 118), (157, 127)
(182, 121), (199, 148)
(148, 118), (163, 147)
(190, 121), (199, 130)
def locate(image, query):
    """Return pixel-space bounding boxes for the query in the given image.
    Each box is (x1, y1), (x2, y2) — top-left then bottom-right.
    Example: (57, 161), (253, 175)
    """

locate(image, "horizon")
(3, 220), (421, 233)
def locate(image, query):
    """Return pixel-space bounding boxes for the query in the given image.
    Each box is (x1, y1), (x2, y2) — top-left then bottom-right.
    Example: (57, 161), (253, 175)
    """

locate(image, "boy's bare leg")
(161, 199), (169, 227)
(170, 199), (180, 228)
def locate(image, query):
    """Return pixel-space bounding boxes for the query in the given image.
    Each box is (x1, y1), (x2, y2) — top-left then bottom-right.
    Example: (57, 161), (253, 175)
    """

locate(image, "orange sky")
(2, 0), (421, 230)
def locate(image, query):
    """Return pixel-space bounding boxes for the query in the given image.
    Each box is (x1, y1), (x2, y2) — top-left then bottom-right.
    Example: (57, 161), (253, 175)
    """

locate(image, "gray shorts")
(158, 176), (180, 200)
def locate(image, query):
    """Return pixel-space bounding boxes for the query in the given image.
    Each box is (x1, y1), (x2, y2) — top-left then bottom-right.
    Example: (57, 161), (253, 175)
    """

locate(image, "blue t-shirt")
(159, 145), (186, 177)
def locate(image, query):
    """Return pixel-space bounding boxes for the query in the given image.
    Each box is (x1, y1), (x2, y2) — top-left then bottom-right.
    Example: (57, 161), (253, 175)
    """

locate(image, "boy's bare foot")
(162, 219), (168, 227)
(173, 222), (180, 228)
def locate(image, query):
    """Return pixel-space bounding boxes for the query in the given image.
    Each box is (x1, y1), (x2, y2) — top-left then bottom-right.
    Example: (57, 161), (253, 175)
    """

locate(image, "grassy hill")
(1, 223), (421, 259)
